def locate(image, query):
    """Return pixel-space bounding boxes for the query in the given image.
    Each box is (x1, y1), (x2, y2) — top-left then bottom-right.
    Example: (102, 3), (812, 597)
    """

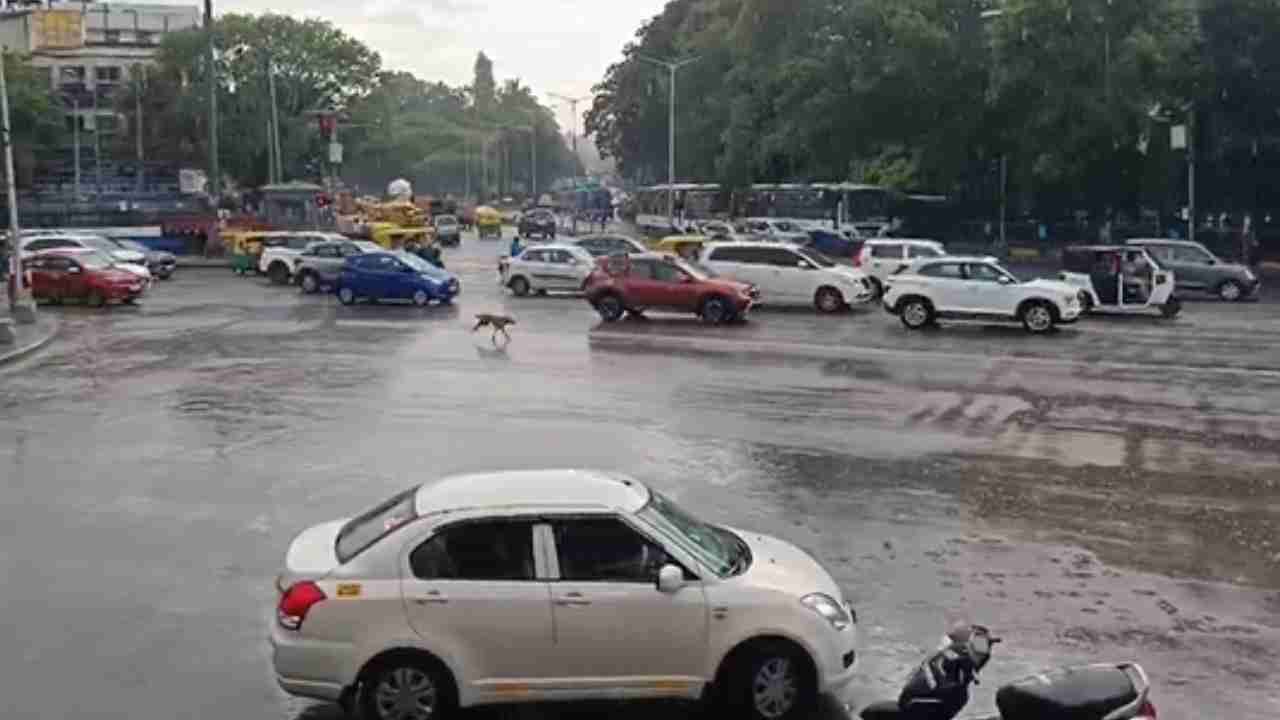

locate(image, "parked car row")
(14, 231), (177, 307)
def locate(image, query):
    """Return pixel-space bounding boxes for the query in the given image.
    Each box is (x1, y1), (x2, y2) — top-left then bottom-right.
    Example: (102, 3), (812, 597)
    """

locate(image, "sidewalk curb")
(0, 316), (60, 367)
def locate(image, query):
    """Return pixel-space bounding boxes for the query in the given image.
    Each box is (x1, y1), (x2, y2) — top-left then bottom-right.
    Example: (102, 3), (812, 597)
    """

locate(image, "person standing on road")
(509, 234), (523, 259)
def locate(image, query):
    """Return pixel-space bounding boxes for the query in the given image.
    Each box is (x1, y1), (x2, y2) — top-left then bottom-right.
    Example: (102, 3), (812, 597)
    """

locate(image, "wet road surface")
(1, 235), (1278, 720)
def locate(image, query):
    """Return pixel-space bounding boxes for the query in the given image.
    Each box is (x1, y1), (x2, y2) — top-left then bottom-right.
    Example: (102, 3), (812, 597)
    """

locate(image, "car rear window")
(335, 488), (419, 563)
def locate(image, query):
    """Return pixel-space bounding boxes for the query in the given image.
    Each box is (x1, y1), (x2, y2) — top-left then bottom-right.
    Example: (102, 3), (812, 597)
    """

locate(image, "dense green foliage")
(586, 0), (1280, 217)
(114, 15), (577, 197)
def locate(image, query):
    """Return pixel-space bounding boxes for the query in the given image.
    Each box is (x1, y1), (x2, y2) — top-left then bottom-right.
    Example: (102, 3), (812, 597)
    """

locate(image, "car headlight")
(801, 593), (851, 631)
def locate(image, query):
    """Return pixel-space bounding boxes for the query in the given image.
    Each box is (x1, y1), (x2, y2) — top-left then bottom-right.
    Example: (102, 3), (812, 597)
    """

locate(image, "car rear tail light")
(277, 581), (326, 630)
(852, 252), (863, 268)
(1135, 700), (1157, 720)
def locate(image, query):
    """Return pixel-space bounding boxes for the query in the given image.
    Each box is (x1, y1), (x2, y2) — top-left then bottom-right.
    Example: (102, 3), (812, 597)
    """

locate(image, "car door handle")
(554, 592), (592, 607)
(413, 590), (449, 605)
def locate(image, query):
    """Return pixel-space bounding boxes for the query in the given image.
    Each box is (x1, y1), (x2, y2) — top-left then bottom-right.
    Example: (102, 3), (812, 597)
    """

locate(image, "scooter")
(860, 625), (1157, 720)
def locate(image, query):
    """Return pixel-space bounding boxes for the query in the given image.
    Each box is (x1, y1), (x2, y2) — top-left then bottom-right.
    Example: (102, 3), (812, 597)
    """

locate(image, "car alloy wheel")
(752, 657), (799, 719)
(701, 296), (731, 324)
(815, 287), (843, 314)
(300, 273), (319, 294)
(372, 667), (438, 720)
(1218, 280), (1243, 302)
(510, 276), (531, 297)
(901, 300), (930, 329)
(596, 294), (625, 322)
(338, 287), (356, 305)
(412, 290), (429, 307)
(1161, 297), (1183, 318)
(1022, 303), (1054, 333)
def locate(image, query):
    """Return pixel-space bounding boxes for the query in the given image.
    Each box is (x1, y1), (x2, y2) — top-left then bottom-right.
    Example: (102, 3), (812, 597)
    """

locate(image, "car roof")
(863, 237), (940, 245)
(523, 243), (589, 254)
(1126, 238), (1195, 246)
(414, 470), (650, 515)
(705, 240), (802, 249)
(34, 247), (96, 256)
(1065, 245), (1132, 252)
(910, 255), (999, 264)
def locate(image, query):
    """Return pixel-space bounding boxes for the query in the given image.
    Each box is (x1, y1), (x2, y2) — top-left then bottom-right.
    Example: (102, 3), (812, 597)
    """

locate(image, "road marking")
(589, 330), (1280, 379)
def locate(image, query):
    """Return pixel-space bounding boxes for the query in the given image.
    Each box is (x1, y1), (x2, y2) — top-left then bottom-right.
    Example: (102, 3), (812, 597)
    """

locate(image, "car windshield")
(335, 488), (419, 563)
(394, 251), (451, 279)
(352, 241), (381, 253)
(636, 491), (749, 578)
(436, 217), (457, 227)
(118, 240), (150, 253)
(82, 237), (119, 253)
(794, 247), (837, 268)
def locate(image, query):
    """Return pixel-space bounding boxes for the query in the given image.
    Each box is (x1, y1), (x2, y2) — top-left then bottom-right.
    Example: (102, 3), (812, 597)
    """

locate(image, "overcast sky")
(220, 0), (669, 134)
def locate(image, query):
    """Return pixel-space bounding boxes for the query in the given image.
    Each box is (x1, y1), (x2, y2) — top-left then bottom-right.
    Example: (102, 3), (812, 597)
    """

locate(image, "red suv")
(584, 253), (758, 323)
(26, 248), (145, 306)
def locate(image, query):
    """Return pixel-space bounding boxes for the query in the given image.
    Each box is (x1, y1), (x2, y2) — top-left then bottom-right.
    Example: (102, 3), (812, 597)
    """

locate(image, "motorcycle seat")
(860, 700), (904, 720)
(996, 665), (1138, 720)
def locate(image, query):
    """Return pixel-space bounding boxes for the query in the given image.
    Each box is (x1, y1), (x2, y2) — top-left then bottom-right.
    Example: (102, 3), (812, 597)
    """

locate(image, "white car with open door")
(700, 241), (873, 313)
(883, 256), (1082, 333)
(499, 244), (596, 296)
(271, 470), (858, 720)
(1058, 245), (1181, 318)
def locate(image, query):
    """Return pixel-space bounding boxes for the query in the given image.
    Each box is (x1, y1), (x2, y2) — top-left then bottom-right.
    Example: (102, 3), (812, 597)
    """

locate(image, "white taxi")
(271, 470), (858, 720)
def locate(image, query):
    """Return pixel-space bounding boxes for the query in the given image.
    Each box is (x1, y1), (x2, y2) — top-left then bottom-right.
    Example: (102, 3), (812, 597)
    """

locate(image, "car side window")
(651, 262), (686, 283)
(708, 246), (743, 263)
(410, 520), (536, 581)
(628, 260), (655, 278)
(966, 263), (1008, 282)
(1172, 246), (1212, 264)
(553, 518), (671, 583)
(339, 244), (363, 257)
(550, 250), (574, 264)
(871, 244), (903, 259)
(763, 247), (802, 267)
(908, 245), (940, 258)
(919, 262), (964, 279)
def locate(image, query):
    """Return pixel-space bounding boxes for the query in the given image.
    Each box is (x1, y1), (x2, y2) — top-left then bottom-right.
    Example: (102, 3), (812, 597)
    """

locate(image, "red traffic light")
(318, 115), (336, 138)
(314, 193), (332, 208)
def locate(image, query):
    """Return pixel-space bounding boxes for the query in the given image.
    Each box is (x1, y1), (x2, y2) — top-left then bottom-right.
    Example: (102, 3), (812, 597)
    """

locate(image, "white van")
(700, 241), (873, 312)
(855, 238), (947, 294)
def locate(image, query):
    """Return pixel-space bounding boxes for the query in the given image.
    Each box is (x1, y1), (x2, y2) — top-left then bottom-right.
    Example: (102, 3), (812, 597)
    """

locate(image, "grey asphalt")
(0, 234), (1277, 720)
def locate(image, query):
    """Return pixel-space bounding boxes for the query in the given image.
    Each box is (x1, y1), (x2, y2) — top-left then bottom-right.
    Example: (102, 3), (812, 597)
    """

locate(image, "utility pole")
(1188, 108), (1196, 246)
(92, 80), (101, 195)
(268, 64), (282, 182)
(2, 51), (36, 322)
(204, 0), (218, 201)
(637, 54), (699, 230)
(548, 92), (590, 158)
(69, 93), (81, 199)
(530, 121), (537, 200)
(135, 65), (145, 193)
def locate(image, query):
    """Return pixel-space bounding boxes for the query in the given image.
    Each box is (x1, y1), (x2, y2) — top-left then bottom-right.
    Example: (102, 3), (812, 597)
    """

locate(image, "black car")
(518, 209), (558, 239)
(117, 239), (177, 280)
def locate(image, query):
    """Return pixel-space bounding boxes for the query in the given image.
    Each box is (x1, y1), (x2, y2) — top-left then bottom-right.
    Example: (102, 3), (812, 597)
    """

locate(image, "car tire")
(1217, 279), (1245, 302)
(701, 295), (734, 325)
(299, 272), (320, 294)
(412, 290), (430, 307)
(898, 297), (933, 330)
(268, 262), (290, 285)
(337, 287), (356, 305)
(595, 293), (625, 322)
(814, 287), (844, 314)
(1161, 297), (1183, 318)
(1020, 300), (1056, 334)
(123, 297), (137, 305)
(359, 654), (456, 720)
(509, 276), (531, 297)
(723, 640), (816, 720)
(86, 291), (106, 308)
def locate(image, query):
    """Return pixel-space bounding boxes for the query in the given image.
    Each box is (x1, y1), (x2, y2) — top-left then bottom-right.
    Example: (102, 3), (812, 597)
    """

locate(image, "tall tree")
(472, 52), (497, 116)
(3, 51), (65, 187)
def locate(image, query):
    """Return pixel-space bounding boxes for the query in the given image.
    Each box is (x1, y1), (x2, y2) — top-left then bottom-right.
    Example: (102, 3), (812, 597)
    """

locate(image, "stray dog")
(473, 313), (516, 344)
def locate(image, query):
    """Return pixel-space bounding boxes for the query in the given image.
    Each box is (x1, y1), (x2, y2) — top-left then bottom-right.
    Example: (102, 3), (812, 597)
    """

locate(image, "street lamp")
(122, 8), (145, 193)
(636, 53), (699, 231)
(547, 92), (590, 158)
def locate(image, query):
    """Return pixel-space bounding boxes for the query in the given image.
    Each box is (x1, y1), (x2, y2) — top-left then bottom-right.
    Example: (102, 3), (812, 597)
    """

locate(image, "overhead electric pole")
(636, 54), (699, 230)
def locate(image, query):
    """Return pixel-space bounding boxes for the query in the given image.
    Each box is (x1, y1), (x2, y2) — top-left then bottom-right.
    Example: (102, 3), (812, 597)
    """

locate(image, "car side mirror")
(1206, 258), (1216, 265)
(998, 275), (1013, 284)
(657, 564), (684, 594)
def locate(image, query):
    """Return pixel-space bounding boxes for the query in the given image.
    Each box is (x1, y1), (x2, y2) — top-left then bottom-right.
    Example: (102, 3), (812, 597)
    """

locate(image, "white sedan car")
(500, 244), (596, 296)
(271, 470), (858, 720)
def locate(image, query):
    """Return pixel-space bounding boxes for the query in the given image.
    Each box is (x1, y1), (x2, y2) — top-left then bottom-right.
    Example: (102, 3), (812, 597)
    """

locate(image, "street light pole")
(637, 54), (699, 231)
(548, 92), (590, 158)
(204, 0), (218, 201)
(2, 51), (36, 321)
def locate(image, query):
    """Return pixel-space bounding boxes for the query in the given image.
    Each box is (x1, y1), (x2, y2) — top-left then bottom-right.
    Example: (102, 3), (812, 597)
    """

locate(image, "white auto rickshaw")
(1058, 245), (1182, 318)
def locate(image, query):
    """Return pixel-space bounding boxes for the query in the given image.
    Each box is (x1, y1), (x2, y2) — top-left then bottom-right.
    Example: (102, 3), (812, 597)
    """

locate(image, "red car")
(26, 248), (145, 306)
(584, 253), (758, 323)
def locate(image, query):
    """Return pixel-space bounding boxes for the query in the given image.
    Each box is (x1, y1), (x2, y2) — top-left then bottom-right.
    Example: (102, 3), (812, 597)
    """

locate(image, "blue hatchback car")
(336, 251), (460, 306)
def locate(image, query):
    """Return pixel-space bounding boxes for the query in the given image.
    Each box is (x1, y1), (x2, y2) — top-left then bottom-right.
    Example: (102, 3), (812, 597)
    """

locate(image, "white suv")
(271, 470), (858, 720)
(882, 256), (1081, 333)
(855, 239), (946, 295)
(700, 241), (873, 312)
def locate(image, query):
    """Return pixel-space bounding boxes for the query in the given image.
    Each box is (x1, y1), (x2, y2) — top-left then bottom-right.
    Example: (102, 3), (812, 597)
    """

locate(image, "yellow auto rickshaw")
(475, 206), (503, 240)
(227, 231), (276, 275)
(369, 223), (433, 250)
(654, 234), (709, 261)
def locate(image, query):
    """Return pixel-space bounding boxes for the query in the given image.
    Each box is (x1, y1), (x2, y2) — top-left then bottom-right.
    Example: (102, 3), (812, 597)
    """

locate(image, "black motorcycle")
(861, 625), (1157, 720)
